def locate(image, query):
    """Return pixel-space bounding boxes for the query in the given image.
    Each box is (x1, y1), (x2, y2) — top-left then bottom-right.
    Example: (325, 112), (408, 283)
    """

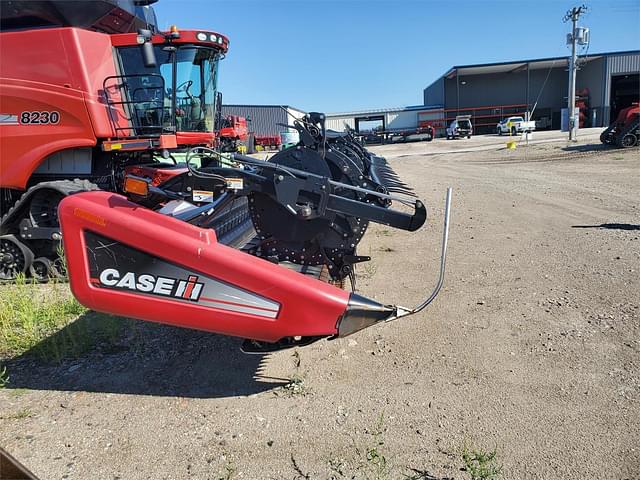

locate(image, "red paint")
(59, 191), (349, 342)
(0, 26), (224, 190)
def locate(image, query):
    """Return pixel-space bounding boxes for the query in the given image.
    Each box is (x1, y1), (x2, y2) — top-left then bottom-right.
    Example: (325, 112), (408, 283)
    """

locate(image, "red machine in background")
(217, 113), (280, 152)
(600, 102), (640, 148)
(218, 115), (251, 152)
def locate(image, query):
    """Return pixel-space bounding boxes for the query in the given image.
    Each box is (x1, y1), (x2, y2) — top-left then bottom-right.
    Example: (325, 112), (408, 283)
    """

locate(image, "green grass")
(0, 408), (33, 420)
(0, 275), (123, 363)
(462, 444), (502, 480)
(278, 350), (307, 396)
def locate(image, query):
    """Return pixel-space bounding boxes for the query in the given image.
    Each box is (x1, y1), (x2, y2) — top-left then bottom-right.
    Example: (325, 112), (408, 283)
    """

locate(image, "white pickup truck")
(496, 116), (536, 135)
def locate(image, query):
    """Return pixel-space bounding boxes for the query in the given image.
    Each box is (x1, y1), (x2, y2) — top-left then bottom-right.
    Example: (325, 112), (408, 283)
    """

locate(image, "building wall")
(423, 77), (444, 106)
(440, 57), (612, 128)
(221, 105), (307, 135)
(325, 116), (356, 131)
(603, 52), (640, 122)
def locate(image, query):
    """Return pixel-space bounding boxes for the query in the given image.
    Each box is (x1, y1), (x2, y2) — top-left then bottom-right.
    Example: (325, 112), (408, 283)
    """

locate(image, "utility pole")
(564, 5), (588, 142)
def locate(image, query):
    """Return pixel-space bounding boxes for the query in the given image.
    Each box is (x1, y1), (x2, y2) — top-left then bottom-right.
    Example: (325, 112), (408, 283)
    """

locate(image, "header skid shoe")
(58, 188), (451, 351)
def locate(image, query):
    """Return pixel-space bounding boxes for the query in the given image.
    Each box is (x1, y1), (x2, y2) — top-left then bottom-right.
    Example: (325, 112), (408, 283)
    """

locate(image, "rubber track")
(615, 118), (640, 147)
(0, 179), (99, 235)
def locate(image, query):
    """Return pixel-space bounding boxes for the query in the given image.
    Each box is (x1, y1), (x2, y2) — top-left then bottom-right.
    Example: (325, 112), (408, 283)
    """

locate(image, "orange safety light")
(124, 176), (150, 197)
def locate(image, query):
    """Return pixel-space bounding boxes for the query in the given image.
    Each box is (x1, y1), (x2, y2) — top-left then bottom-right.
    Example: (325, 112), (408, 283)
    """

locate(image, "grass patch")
(0, 275), (123, 363)
(0, 408), (33, 420)
(462, 444), (502, 480)
(278, 350), (307, 396)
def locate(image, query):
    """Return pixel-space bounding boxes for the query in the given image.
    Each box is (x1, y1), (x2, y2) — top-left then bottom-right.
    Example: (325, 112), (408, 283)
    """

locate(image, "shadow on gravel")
(561, 143), (611, 153)
(2, 312), (286, 398)
(572, 223), (640, 231)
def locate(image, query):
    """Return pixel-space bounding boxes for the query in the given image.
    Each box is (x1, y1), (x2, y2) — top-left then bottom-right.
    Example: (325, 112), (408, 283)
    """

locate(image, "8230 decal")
(19, 111), (60, 125)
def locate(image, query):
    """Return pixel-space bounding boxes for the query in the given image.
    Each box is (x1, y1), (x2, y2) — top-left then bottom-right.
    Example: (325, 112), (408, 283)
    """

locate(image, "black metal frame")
(103, 73), (168, 138)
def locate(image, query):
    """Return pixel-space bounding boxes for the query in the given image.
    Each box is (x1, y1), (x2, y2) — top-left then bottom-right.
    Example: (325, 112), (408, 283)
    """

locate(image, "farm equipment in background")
(218, 115), (252, 152)
(600, 102), (640, 148)
(254, 135), (281, 150)
(575, 88), (589, 128)
(386, 125), (435, 144)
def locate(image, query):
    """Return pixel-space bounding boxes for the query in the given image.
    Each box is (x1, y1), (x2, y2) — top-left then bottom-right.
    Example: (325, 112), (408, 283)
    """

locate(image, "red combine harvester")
(600, 102), (640, 148)
(0, 0), (452, 351)
(218, 114), (251, 152)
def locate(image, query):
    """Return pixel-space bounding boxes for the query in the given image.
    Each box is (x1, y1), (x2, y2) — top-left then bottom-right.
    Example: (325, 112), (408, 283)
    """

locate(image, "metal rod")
(388, 187), (452, 321)
(410, 186), (452, 314)
(328, 180), (417, 204)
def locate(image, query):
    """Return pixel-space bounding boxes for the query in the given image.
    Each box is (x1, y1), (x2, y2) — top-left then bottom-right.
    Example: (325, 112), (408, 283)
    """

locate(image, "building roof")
(426, 49), (640, 89)
(223, 104), (306, 113)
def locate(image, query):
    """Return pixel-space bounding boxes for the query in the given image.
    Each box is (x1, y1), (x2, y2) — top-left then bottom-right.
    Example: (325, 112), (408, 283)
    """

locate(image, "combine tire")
(618, 133), (638, 148)
(30, 257), (55, 282)
(0, 234), (34, 281)
(615, 119), (640, 148)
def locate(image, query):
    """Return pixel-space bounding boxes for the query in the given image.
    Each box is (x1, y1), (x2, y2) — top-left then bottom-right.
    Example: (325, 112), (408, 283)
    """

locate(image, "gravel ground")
(1, 128), (638, 479)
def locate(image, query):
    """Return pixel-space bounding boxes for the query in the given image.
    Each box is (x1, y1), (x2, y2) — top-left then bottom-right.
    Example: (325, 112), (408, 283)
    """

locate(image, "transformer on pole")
(564, 5), (589, 142)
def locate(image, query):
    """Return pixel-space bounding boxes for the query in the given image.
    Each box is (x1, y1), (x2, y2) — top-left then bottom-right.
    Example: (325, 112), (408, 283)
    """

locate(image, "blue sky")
(157, 0), (640, 112)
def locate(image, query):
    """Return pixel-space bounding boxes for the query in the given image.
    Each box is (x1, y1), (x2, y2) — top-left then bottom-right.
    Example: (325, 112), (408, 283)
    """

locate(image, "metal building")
(423, 50), (640, 134)
(324, 105), (441, 133)
(221, 104), (306, 136)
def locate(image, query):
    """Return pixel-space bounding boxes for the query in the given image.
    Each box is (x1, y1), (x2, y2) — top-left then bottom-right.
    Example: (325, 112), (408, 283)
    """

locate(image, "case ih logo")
(98, 269), (204, 301)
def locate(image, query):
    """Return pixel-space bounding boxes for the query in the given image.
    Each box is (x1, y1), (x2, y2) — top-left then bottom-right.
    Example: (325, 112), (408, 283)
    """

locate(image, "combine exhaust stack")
(58, 112), (453, 351)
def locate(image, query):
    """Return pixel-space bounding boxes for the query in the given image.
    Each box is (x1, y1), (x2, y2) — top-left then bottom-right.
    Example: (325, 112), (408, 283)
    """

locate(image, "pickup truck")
(496, 116), (536, 135)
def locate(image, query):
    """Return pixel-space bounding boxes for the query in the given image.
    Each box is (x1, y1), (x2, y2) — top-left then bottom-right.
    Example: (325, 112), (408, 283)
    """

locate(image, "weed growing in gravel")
(0, 275), (123, 362)
(359, 261), (378, 280)
(279, 350), (307, 396)
(0, 408), (33, 420)
(216, 459), (237, 480)
(364, 413), (390, 479)
(462, 444), (502, 480)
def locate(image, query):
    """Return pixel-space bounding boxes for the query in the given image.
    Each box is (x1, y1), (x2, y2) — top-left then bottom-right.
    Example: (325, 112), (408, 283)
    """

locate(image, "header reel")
(147, 112), (427, 283)
(60, 111), (452, 351)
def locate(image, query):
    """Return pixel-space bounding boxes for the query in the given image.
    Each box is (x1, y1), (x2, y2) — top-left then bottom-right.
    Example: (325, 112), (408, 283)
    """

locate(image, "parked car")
(496, 116), (536, 135)
(446, 116), (473, 139)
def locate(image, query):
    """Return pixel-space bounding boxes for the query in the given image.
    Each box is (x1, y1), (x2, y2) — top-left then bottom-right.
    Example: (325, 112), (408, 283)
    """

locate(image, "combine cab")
(600, 102), (640, 148)
(0, 0), (229, 280)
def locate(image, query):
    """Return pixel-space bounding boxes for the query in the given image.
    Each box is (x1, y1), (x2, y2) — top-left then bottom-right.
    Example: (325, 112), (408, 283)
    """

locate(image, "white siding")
(286, 107), (307, 126)
(604, 53), (640, 108)
(325, 116), (355, 131)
